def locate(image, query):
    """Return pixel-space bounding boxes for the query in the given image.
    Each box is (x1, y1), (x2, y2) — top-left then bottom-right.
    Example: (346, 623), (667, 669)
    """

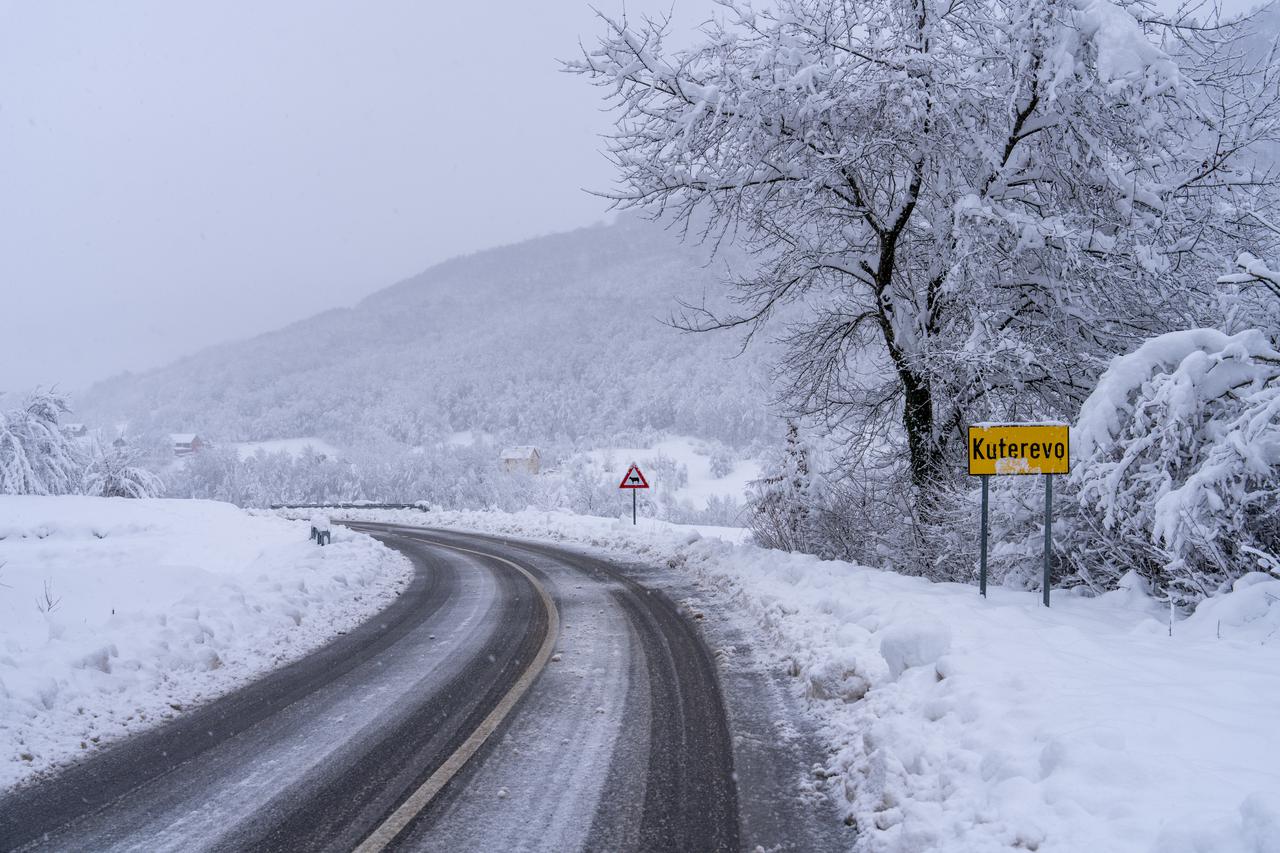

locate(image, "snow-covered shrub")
(708, 446), (735, 480)
(1064, 328), (1280, 606)
(0, 391), (86, 495)
(746, 424), (970, 577)
(747, 423), (820, 553)
(644, 452), (688, 491)
(84, 445), (165, 499)
(697, 493), (744, 527)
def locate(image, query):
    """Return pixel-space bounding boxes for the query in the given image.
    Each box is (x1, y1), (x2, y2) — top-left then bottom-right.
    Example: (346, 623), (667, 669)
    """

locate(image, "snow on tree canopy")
(0, 391), (87, 496)
(569, 0), (1279, 497)
(1048, 0), (1181, 100)
(1071, 328), (1280, 604)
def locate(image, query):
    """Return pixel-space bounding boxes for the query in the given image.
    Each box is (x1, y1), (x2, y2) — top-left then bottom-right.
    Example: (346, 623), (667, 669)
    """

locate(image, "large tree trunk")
(900, 367), (941, 489)
(876, 212), (942, 492)
(876, 306), (945, 491)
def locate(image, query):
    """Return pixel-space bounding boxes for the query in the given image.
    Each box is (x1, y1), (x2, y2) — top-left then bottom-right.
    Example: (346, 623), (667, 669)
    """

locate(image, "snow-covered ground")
(229, 437), (342, 460)
(0, 496), (411, 790)
(577, 435), (760, 510)
(328, 507), (1280, 853)
(444, 430), (492, 448)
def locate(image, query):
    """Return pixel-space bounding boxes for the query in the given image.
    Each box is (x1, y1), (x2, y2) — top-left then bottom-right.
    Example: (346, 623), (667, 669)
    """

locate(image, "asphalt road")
(0, 524), (742, 852)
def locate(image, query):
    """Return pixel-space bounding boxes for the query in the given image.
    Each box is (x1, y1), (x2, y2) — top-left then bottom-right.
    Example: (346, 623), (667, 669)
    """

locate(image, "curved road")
(0, 523), (740, 852)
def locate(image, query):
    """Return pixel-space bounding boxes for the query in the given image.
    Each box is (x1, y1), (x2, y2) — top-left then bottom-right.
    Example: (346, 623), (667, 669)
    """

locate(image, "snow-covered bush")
(745, 423), (965, 576)
(697, 493), (744, 527)
(643, 452), (688, 491)
(0, 391), (86, 495)
(84, 445), (165, 499)
(1064, 328), (1280, 605)
(708, 447), (734, 480)
(747, 423), (820, 553)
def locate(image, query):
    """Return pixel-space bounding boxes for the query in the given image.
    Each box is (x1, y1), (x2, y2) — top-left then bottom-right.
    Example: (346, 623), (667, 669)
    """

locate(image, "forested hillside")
(79, 215), (777, 452)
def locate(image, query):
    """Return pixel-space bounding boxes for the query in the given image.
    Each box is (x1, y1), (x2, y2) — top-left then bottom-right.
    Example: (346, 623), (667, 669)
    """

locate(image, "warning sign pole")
(632, 489), (637, 525)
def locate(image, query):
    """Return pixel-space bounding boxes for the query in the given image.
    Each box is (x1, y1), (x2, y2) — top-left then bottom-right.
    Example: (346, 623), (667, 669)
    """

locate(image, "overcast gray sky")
(0, 1), (716, 392)
(0, 0), (1266, 393)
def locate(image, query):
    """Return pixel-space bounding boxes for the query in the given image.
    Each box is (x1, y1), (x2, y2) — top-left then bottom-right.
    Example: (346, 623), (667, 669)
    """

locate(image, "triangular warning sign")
(618, 463), (650, 489)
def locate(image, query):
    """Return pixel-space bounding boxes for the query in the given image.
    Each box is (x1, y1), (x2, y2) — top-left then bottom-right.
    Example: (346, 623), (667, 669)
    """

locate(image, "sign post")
(618, 463), (650, 525)
(979, 475), (989, 597)
(1043, 473), (1053, 608)
(967, 423), (1069, 606)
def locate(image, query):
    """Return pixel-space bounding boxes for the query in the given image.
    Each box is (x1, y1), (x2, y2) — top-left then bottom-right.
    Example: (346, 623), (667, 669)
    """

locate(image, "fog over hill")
(78, 215), (779, 455)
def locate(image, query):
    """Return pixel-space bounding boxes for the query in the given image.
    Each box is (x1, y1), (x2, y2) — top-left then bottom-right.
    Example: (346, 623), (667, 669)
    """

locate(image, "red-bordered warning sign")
(618, 463), (650, 489)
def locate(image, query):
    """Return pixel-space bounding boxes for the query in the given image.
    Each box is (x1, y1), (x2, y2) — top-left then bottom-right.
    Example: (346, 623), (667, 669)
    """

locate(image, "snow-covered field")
(330, 507), (1280, 853)
(577, 435), (761, 509)
(0, 496), (411, 790)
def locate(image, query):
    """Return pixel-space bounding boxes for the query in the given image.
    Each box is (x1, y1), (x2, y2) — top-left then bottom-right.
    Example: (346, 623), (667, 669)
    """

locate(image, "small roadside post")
(310, 513), (332, 546)
(967, 423), (1069, 606)
(618, 462), (650, 525)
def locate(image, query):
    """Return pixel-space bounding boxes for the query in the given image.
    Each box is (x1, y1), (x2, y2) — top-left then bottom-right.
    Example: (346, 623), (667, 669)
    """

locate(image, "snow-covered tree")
(84, 443), (165, 499)
(748, 422), (818, 552)
(1066, 327), (1280, 605)
(0, 391), (86, 495)
(571, 0), (1280, 497)
(171, 446), (253, 505)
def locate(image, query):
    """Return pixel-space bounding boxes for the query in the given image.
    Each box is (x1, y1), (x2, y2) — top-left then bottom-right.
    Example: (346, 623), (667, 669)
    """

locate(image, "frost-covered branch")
(1219, 250), (1280, 301)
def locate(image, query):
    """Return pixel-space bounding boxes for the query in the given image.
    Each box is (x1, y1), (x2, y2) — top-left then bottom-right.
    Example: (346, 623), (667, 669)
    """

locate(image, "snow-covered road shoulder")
(0, 496), (412, 790)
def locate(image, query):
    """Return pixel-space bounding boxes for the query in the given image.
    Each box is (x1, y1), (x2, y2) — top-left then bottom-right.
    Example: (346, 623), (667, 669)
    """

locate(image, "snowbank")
(314, 506), (754, 547)
(0, 496), (411, 790)
(330, 506), (1280, 853)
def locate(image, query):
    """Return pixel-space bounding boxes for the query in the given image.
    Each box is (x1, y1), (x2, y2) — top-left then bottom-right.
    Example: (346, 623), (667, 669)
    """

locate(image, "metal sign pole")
(967, 423), (1067, 607)
(979, 474), (989, 597)
(620, 463), (649, 526)
(1043, 474), (1053, 607)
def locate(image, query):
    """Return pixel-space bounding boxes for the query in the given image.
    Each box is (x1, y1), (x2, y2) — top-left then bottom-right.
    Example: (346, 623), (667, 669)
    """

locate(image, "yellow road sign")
(968, 423), (1069, 476)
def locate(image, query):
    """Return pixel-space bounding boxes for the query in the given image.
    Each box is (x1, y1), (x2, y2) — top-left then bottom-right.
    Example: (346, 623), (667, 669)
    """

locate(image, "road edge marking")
(352, 538), (560, 853)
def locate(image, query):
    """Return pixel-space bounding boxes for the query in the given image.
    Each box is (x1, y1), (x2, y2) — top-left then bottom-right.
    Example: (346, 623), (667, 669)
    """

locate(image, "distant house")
(61, 423), (88, 438)
(500, 446), (541, 474)
(170, 433), (207, 457)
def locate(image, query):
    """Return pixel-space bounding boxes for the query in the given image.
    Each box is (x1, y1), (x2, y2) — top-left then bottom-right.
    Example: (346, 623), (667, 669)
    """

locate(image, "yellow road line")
(352, 538), (560, 853)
